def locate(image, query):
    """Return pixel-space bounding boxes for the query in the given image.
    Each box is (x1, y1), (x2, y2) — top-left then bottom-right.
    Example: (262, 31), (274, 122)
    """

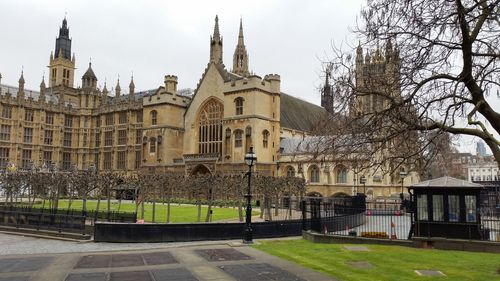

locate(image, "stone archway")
(190, 164), (212, 176)
(331, 192), (350, 198)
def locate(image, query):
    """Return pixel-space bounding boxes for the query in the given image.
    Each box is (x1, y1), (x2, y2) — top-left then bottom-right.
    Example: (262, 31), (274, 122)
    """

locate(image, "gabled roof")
(411, 176), (484, 189)
(280, 93), (327, 132)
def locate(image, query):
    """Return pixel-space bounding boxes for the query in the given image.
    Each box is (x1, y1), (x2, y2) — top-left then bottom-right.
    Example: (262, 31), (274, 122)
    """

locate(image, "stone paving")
(0, 233), (334, 281)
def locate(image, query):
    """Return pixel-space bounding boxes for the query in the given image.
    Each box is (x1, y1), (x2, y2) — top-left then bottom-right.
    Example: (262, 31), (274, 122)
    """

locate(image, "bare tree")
(325, 0), (500, 172)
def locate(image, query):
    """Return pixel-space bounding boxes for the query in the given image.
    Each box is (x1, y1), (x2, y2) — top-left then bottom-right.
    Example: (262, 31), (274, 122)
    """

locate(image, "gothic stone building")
(0, 17), (416, 198)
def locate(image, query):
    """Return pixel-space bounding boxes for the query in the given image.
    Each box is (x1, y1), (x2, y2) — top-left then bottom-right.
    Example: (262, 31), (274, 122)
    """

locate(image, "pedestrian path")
(0, 242), (335, 281)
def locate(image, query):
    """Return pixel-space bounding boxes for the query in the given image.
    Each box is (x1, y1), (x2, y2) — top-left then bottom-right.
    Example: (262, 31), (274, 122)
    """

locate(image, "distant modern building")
(476, 140), (488, 157)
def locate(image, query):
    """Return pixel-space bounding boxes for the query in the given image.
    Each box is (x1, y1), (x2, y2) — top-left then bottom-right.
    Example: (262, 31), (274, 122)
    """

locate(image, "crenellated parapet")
(224, 74), (280, 95)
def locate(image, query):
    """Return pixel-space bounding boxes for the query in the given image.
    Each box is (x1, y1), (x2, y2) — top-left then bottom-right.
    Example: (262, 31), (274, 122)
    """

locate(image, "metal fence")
(0, 205), (137, 224)
(302, 194), (500, 242)
(0, 209), (85, 234)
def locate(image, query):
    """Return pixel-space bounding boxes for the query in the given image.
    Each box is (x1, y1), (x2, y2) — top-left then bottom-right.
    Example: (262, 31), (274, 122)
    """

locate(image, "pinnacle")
(238, 17), (245, 45)
(213, 15), (221, 40)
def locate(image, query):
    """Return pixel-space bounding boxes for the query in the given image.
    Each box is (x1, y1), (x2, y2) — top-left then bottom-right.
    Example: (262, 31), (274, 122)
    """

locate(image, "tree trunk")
(167, 197), (171, 223)
(259, 196), (264, 219)
(152, 199), (156, 223)
(107, 185), (111, 217)
(82, 195), (88, 217)
(237, 200), (243, 222)
(197, 201), (201, 222)
(205, 188), (214, 222)
(95, 195), (102, 222)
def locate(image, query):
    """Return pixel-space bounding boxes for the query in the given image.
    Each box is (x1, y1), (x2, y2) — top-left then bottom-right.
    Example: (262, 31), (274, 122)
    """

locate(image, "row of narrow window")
(286, 165), (348, 184)
(1, 106), (142, 127)
(0, 148), (141, 171)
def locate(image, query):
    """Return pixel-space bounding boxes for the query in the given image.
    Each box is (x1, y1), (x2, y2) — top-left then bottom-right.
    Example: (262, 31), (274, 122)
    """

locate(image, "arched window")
(286, 166), (295, 177)
(150, 137), (156, 153)
(309, 165), (320, 183)
(234, 129), (243, 147)
(235, 97), (244, 115)
(262, 130), (269, 148)
(336, 165), (347, 183)
(151, 110), (158, 125)
(198, 99), (223, 154)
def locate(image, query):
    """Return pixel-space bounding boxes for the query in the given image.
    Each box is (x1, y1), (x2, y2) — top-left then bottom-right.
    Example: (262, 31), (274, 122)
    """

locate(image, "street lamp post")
(359, 175), (367, 194)
(243, 146), (257, 244)
(399, 171), (408, 199)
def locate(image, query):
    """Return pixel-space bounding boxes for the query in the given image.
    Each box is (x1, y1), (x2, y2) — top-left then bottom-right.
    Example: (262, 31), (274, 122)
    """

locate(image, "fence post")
(301, 200), (306, 231)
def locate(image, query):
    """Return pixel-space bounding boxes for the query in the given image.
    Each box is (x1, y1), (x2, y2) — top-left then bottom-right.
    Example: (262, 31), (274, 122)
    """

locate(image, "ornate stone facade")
(0, 17), (417, 198)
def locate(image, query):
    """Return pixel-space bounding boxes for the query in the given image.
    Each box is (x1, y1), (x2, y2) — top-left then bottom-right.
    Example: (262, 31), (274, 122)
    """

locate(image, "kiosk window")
(448, 195), (460, 222)
(417, 194), (428, 220)
(465, 195), (477, 222)
(432, 195), (444, 221)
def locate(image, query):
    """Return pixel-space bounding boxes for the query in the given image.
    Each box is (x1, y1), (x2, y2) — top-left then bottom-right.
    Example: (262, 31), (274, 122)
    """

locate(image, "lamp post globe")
(243, 146), (257, 244)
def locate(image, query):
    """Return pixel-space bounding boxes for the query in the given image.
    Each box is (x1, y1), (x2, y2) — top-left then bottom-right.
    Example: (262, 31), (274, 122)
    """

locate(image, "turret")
(102, 82), (108, 104)
(356, 41), (364, 65)
(128, 76), (135, 102)
(264, 74), (281, 93)
(232, 18), (249, 77)
(18, 71), (25, 100)
(210, 15), (223, 64)
(82, 62), (97, 90)
(385, 39), (393, 61)
(39, 76), (46, 103)
(115, 79), (121, 98)
(321, 70), (333, 113)
(365, 51), (371, 64)
(164, 75), (178, 95)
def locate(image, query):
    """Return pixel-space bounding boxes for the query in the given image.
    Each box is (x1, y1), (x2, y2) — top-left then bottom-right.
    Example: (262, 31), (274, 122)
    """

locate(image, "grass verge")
(31, 200), (259, 223)
(254, 239), (500, 281)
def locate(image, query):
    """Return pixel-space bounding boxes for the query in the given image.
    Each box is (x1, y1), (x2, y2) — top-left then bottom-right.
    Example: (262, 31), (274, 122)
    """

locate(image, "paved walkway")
(0, 234), (335, 281)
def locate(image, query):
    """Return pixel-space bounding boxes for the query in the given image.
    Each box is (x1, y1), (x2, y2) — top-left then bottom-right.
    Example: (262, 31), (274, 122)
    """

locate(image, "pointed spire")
(55, 16), (71, 59)
(213, 15), (221, 40)
(232, 18), (249, 76)
(386, 38), (393, 58)
(19, 70), (25, 84)
(115, 78), (121, 98)
(39, 75), (46, 103)
(238, 17), (244, 45)
(102, 81), (108, 94)
(18, 70), (25, 99)
(210, 15), (223, 64)
(0, 73), (2, 95)
(356, 41), (363, 64)
(129, 75), (135, 101)
(40, 75), (46, 89)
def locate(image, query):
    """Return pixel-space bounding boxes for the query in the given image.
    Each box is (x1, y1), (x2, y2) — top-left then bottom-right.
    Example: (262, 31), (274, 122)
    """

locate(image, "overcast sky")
(0, 0), (363, 105)
(1, 0), (498, 155)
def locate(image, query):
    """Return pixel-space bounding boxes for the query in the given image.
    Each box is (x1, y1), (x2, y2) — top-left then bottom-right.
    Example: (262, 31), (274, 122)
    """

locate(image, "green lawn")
(32, 200), (259, 223)
(254, 239), (500, 281)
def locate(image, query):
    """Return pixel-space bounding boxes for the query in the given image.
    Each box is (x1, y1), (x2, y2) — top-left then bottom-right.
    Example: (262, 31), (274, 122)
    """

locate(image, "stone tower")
(321, 66), (334, 113)
(232, 19), (249, 77)
(352, 40), (401, 116)
(48, 17), (76, 88)
(210, 16), (223, 64)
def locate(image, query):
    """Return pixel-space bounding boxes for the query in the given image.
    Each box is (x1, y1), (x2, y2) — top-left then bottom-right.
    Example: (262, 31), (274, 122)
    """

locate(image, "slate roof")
(411, 176), (484, 189)
(280, 93), (328, 132)
(0, 83), (59, 103)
